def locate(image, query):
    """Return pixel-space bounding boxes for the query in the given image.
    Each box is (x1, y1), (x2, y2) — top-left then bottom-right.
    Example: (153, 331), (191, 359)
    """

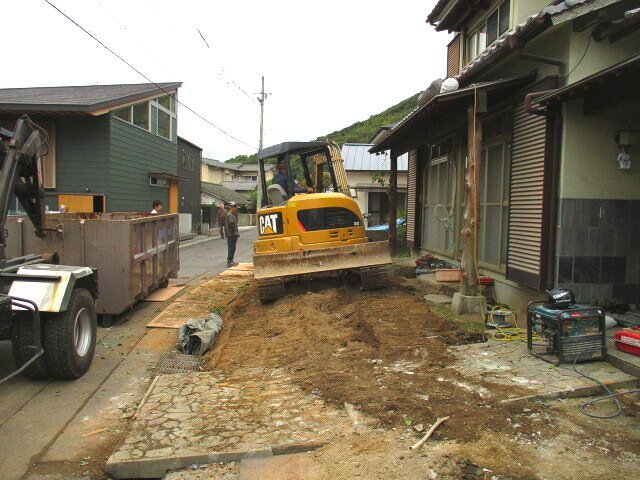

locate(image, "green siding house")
(0, 82), (183, 213)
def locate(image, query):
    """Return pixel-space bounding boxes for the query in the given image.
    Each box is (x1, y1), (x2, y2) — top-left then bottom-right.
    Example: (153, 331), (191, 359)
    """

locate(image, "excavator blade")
(253, 241), (392, 280)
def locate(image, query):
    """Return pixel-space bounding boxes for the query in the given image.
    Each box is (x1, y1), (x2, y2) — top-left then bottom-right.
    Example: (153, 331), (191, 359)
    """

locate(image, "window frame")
(111, 92), (178, 142)
(464, 0), (511, 65)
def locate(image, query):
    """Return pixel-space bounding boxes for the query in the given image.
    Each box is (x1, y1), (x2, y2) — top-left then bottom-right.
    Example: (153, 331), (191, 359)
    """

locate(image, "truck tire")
(11, 314), (49, 380)
(42, 288), (97, 379)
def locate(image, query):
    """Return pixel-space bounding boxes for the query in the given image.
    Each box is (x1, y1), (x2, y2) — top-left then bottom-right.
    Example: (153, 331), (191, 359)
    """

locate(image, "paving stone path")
(106, 368), (354, 478)
(450, 339), (637, 401)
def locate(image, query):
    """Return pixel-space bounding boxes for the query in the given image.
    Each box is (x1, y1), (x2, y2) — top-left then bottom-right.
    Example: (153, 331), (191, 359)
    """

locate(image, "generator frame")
(526, 300), (606, 366)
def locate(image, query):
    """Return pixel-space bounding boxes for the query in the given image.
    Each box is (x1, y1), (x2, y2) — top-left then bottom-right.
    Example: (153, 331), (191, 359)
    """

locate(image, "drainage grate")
(152, 351), (206, 375)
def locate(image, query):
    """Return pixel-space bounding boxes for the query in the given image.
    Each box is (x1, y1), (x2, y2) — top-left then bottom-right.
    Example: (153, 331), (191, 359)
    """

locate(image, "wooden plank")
(146, 301), (212, 329)
(142, 285), (185, 302)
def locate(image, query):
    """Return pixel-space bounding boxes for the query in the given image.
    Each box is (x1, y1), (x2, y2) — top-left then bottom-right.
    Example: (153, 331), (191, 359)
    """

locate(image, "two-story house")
(370, 0), (640, 314)
(0, 82), (183, 213)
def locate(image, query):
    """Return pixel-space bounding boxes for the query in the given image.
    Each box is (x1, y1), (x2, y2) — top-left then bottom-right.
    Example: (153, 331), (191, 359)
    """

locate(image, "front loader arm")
(0, 116), (48, 256)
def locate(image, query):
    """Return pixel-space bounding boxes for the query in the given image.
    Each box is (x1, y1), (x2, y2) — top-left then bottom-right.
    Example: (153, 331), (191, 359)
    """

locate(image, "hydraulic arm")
(0, 115), (48, 263)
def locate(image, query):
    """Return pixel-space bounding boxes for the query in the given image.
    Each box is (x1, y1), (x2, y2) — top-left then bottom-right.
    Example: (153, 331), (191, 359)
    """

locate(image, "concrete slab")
(41, 328), (176, 464)
(450, 339), (638, 403)
(606, 330), (640, 379)
(424, 294), (453, 306)
(106, 369), (353, 479)
(416, 274), (459, 297)
(238, 453), (328, 480)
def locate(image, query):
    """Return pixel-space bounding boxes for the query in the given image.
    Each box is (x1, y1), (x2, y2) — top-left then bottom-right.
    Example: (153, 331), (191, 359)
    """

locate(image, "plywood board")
(219, 269), (254, 277)
(143, 285), (186, 302)
(174, 287), (238, 306)
(147, 302), (212, 329)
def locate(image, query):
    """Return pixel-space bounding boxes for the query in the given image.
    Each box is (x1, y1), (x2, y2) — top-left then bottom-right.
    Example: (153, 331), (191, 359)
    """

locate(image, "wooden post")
(389, 149), (398, 255)
(460, 103), (482, 296)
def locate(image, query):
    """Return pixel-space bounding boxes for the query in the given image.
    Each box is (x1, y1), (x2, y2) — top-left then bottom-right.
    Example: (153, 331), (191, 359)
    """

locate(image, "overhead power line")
(44, 0), (257, 150)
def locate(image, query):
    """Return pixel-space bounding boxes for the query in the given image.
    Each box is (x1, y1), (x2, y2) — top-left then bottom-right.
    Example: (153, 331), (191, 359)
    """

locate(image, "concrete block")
(416, 274), (459, 297)
(424, 294), (453, 306)
(451, 293), (484, 315)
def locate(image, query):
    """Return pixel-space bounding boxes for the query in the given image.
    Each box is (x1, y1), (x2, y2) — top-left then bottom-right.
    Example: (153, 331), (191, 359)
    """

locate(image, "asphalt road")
(0, 228), (257, 480)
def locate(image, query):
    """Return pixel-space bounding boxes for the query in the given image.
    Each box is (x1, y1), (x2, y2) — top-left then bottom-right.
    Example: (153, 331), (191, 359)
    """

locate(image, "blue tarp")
(366, 217), (406, 231)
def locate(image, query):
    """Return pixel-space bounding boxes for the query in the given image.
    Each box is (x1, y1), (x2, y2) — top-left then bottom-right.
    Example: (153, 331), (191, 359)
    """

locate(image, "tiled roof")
(455, 0), (593, 83)
(221, 180), (257, 191)
(201, 182), (250, 205)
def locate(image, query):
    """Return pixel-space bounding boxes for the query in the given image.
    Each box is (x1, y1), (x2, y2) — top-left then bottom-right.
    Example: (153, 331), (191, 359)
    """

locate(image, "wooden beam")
(388, 149), (399, 255)
(460, 102), (482, 296)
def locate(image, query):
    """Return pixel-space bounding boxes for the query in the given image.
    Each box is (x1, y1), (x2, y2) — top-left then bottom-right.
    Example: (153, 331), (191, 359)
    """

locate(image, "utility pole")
(256, 76), (270, 210)
(257, 76), (268, 151)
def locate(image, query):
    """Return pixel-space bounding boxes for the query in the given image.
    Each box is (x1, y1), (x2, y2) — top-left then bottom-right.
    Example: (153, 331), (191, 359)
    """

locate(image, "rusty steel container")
(5, 212), (179, 317)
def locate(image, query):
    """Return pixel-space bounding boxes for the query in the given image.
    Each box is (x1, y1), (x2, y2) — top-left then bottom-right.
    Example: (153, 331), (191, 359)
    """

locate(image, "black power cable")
(44, 0), (257, 150)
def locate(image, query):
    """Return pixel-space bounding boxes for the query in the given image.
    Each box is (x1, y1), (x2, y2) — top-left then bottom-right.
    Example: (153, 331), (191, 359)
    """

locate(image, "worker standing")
(217, 203), (227, 239)
(225, 202), (240, 268)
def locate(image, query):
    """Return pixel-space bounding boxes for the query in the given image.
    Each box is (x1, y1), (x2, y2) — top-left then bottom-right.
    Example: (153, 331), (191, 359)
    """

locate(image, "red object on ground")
(614, 329), (640, 356)
(478, 276), (494, 286)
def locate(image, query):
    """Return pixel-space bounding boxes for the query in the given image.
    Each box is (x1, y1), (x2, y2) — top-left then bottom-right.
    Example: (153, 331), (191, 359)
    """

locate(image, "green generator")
(527, 289), (606, 365)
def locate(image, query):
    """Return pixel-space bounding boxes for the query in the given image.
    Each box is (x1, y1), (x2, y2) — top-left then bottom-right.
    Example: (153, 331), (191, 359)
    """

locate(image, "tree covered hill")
(226, 92), (419, 164)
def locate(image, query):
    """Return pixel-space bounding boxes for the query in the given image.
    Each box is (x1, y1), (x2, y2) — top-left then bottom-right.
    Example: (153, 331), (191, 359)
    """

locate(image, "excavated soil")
(207, 277), (547, 443)
(203, 276), (640, 479)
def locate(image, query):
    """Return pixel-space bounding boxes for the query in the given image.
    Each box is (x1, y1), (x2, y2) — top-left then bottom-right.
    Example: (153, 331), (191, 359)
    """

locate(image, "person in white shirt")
(151, 200), (163, 214)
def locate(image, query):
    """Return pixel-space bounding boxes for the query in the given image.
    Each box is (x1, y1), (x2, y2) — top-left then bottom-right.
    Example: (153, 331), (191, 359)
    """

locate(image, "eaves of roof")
(177, 136), (203, 151)
(454, 1), (593, 85)
(0, 82), (182, 115)
(369, 74), (536, 153)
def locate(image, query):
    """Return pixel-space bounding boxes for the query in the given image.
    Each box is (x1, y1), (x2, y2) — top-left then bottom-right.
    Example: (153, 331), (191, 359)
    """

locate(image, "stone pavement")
(450, 339), (638, 402)
(106, 368), (354, 478)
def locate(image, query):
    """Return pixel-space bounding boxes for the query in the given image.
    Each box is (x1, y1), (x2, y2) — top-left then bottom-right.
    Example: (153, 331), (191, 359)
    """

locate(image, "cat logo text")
(259, 213), (282, 236)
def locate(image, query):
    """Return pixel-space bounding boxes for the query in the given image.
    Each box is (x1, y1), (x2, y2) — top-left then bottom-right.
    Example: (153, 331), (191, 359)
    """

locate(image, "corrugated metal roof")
(341, 143), (408, 171)
(0, 82), (181, 113)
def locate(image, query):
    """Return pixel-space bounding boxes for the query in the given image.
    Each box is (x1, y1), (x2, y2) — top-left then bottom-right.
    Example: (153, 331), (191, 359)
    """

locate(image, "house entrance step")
(424, 294), (453, 306)
(417, 273), (460, 297)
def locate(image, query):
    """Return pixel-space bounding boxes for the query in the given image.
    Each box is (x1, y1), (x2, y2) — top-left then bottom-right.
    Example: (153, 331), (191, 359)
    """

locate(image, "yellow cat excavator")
(254, 140), (391, 302)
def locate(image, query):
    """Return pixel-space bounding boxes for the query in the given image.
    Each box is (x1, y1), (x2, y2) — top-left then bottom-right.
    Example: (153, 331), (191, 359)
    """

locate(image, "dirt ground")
(207, 276), (640, 480)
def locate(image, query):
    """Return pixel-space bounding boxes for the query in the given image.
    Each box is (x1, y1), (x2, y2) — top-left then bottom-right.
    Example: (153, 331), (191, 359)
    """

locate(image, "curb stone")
(105, 445), (327, 479)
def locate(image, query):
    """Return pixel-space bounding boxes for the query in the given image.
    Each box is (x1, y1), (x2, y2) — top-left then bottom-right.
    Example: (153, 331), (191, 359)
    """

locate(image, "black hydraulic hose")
(0, 296), (44, 387)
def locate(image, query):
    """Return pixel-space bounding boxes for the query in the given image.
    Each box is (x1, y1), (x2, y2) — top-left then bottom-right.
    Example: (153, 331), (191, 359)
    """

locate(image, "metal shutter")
(407, 149), (417, 247)
(447, 35), (461, 78)
(506, 104), (548, 289)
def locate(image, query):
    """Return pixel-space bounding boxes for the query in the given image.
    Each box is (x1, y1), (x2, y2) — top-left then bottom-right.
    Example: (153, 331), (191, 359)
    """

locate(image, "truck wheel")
(11, 314), (49, 379)
(42, 288), (97, 379)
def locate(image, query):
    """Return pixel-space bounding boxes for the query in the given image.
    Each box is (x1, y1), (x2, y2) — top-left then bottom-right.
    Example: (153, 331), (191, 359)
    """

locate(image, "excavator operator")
(272, 159), (313, 198)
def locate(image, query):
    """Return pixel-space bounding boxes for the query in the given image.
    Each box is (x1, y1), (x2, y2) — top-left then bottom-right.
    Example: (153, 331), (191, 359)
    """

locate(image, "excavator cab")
(254, 141), (391, 302)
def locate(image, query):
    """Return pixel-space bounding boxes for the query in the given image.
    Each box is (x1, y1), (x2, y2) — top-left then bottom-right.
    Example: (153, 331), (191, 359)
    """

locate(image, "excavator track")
(257, 277), (286, 303)
(359, 265), (391, 291)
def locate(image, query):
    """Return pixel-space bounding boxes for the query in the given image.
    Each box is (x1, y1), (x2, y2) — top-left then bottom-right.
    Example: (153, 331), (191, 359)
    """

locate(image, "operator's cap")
(228, 202), (237, 207)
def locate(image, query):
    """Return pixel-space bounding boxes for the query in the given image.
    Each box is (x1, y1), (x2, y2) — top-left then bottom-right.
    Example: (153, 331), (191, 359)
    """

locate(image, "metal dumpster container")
(5, 213), (179, 318)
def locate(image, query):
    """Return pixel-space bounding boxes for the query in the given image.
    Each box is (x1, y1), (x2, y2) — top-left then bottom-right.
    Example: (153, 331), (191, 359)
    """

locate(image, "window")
(112, 92), (178, 142)
(113, 106), (131, 122)
(132, 102), (149, 129)
(476, 113), (511, 269)
(181, 152), (195, 171)
(157, 110), (171, 140)
(157, 95), (171, 110)
(465, 0), (510, 64)
(150, 176), (168, 187)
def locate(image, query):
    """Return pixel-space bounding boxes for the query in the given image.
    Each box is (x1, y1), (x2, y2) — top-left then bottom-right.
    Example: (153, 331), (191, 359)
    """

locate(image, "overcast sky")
(4, 0), (449, 160)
